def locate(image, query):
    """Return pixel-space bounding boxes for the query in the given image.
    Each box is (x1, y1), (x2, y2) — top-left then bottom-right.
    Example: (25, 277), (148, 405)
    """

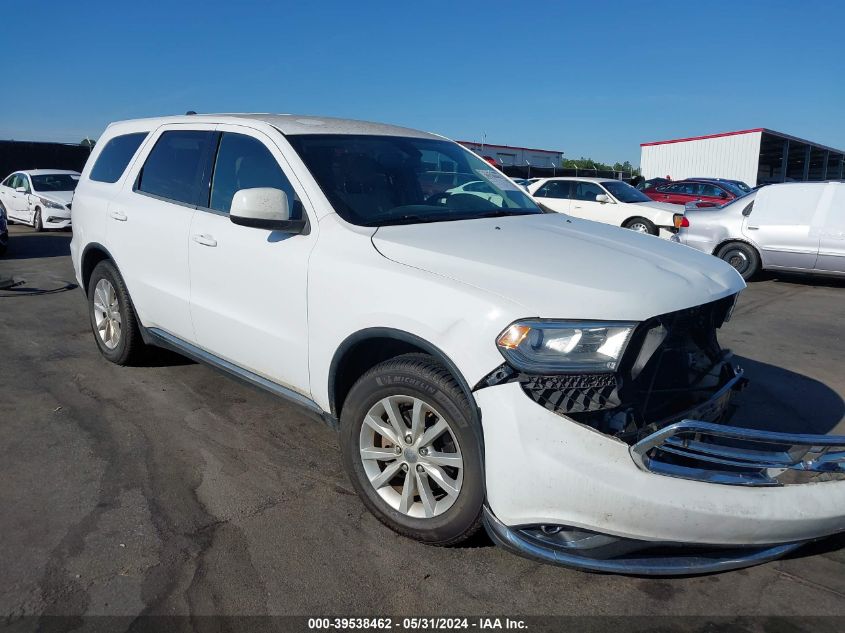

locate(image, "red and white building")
(640, 128), (845, 187)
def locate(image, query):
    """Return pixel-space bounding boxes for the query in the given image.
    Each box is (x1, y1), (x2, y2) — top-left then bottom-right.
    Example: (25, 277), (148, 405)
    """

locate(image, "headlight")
(39, 197), (65, 209)
(496, 320), (637, 374)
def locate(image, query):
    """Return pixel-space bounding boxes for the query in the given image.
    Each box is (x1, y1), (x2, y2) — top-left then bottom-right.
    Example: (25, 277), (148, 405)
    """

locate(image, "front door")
(5, 174), (33, 221)
(569, 181), (613, 223)
(188, 125), (316, 394)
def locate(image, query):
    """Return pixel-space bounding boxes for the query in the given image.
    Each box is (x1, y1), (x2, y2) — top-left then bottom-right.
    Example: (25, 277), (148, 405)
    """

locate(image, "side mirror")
(229, 188), (306, 232)
(718, 192), (728, 199)
(15, 187), (26, 194)
(595, 194), (611, 204)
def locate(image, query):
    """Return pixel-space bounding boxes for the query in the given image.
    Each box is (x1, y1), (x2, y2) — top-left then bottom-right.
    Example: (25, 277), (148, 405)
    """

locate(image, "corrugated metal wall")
(640, 132), (762, 185)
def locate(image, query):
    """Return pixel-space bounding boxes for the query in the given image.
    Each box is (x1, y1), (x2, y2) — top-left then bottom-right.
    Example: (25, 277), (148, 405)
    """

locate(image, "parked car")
(644, 179), (740, 207)
(674, 182), (845, 279)
(527, 176), (681, 237)
(0, 203), (8, 255)
(635, 177), (670, 191)
(0, 170), (79, 231)
(690, 177), (752, 194)
(70, 114), (845, 575)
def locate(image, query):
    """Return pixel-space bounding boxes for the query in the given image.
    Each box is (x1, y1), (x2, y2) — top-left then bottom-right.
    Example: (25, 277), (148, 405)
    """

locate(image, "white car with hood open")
(69, 114), (845, 575)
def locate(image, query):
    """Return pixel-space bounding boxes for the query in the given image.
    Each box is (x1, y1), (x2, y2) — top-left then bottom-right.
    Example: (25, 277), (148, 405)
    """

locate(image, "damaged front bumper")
(475, 296), (845, 573)
(475, 378), (845, 575)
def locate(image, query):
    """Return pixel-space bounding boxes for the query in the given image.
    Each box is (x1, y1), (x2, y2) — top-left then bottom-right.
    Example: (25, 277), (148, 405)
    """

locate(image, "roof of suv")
(532, 177), (613, 184)
(107, 113), (441, 140)
(17, 169), (81, 176)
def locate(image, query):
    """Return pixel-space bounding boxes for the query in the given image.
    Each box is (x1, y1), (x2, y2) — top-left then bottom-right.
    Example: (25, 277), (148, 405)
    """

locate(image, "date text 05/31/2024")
(307, 617), (528, 630)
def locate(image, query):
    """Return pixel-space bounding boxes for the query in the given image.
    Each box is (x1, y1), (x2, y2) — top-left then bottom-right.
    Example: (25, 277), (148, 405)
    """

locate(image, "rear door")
(106, 124), (216, 341)
(742, 184), (821, 271)
(814, 183), (845, 273)
(531, 180), (572, 213)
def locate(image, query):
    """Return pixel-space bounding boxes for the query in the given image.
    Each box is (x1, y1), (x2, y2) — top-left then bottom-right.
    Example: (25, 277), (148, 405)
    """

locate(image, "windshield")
(31, 174), (79, 192)
(601, 180), (652, 203)
(285, 134), (541, 226)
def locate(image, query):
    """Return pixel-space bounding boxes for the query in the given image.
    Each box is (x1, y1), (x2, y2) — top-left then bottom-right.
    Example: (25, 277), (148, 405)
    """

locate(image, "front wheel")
(340, 353), (484, 545)
(33, 208), (43, 232)
(624, 216), (657, 235)
(716, 241), (760, 280)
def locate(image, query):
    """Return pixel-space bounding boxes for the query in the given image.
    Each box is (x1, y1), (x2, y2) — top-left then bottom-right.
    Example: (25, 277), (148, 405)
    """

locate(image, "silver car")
(673, 182), (845, 280)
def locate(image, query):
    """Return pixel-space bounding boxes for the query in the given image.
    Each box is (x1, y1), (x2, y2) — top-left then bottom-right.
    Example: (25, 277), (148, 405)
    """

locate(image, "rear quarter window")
(89, 133), (149, 183)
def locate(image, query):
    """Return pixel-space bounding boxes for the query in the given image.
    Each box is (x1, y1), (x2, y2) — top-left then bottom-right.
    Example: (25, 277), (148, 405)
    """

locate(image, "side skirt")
(144, 327), (338, 429)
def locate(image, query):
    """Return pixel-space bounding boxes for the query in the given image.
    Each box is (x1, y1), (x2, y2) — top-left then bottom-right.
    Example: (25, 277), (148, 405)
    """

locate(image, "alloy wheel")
(359, 395), (464, 519)
(629, 221), (649, 233)
(93, 278), (122, 349)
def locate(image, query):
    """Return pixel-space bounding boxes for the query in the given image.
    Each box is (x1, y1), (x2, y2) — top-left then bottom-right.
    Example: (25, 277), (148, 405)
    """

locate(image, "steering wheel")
(424, 191), (452, 205)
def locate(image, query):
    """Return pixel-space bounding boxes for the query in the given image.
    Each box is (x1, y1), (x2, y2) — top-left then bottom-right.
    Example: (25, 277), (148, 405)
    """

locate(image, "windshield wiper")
(367, 209), (538, 227)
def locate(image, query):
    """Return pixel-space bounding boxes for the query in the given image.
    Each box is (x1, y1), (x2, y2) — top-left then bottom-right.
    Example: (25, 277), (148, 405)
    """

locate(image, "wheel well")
(81, 245), (112, 293)
(328, 329), (477, 423)
(623, 216), (651, 226)
(331, 337), (426, 418)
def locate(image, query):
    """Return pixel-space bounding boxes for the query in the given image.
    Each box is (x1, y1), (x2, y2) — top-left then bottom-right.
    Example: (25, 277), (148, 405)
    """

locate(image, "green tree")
(562, 156), (640, 175)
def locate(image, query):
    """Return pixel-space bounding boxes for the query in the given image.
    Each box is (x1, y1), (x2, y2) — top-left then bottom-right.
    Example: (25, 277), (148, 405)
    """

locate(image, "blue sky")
(2, 0), (844, 165)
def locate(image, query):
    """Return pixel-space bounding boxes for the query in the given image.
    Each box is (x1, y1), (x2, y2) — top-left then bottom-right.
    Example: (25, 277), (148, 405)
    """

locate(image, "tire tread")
(342, 353), (484, 547)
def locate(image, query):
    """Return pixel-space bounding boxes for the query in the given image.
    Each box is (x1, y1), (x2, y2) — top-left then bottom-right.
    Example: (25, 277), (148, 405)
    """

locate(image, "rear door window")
(90, 132), (148, 183)
(534, 181), (572, 199)
(136, 130), (214, 206)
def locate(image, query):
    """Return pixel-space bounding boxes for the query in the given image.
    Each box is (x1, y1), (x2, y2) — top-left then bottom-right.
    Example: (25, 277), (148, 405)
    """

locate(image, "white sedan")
(0, 169), (79, 231)
(528, 176), (681, 238)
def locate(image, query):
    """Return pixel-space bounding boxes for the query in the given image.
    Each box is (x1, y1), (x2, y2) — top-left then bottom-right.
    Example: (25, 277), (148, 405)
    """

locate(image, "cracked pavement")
(1, 225), (843, 629)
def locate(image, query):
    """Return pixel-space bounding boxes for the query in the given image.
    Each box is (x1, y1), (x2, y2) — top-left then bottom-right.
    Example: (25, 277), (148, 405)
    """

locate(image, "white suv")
(70, 114), (845, 575)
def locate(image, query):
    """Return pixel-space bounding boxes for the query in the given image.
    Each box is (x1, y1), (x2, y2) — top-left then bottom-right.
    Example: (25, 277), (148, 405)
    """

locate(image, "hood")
(372, 213), (744, 321)
(34, 190), (73, 205)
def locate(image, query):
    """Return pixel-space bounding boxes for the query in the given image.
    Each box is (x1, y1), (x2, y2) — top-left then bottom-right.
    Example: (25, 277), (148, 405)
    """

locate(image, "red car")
(643, 179), (740, 207)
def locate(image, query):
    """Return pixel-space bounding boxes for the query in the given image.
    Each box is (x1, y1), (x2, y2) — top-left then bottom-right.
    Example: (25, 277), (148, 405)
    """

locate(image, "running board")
(145, 327), (337, 427)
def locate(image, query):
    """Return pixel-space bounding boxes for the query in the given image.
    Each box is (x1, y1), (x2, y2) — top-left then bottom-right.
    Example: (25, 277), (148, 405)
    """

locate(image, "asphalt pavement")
(1, 224), (843, 631)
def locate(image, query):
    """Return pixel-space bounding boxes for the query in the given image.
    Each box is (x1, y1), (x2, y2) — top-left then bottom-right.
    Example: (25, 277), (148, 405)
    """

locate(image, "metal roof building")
(640, 129), (845, 187)
(458, 140), (563, 169)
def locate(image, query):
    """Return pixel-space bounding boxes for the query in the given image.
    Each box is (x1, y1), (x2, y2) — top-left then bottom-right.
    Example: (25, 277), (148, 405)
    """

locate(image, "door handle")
(192, 234), (217, 247)
(747, 226), (759, 230)
(109, 210), (127, 221)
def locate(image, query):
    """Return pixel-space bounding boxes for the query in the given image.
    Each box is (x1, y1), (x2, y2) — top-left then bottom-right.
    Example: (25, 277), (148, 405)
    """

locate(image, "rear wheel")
(88, 260), (145, 365)
(33, 208), (43, 232)
(624, 216), (657, 235)
(716, 241), (760, 280)
(340, 353), (484, 545)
